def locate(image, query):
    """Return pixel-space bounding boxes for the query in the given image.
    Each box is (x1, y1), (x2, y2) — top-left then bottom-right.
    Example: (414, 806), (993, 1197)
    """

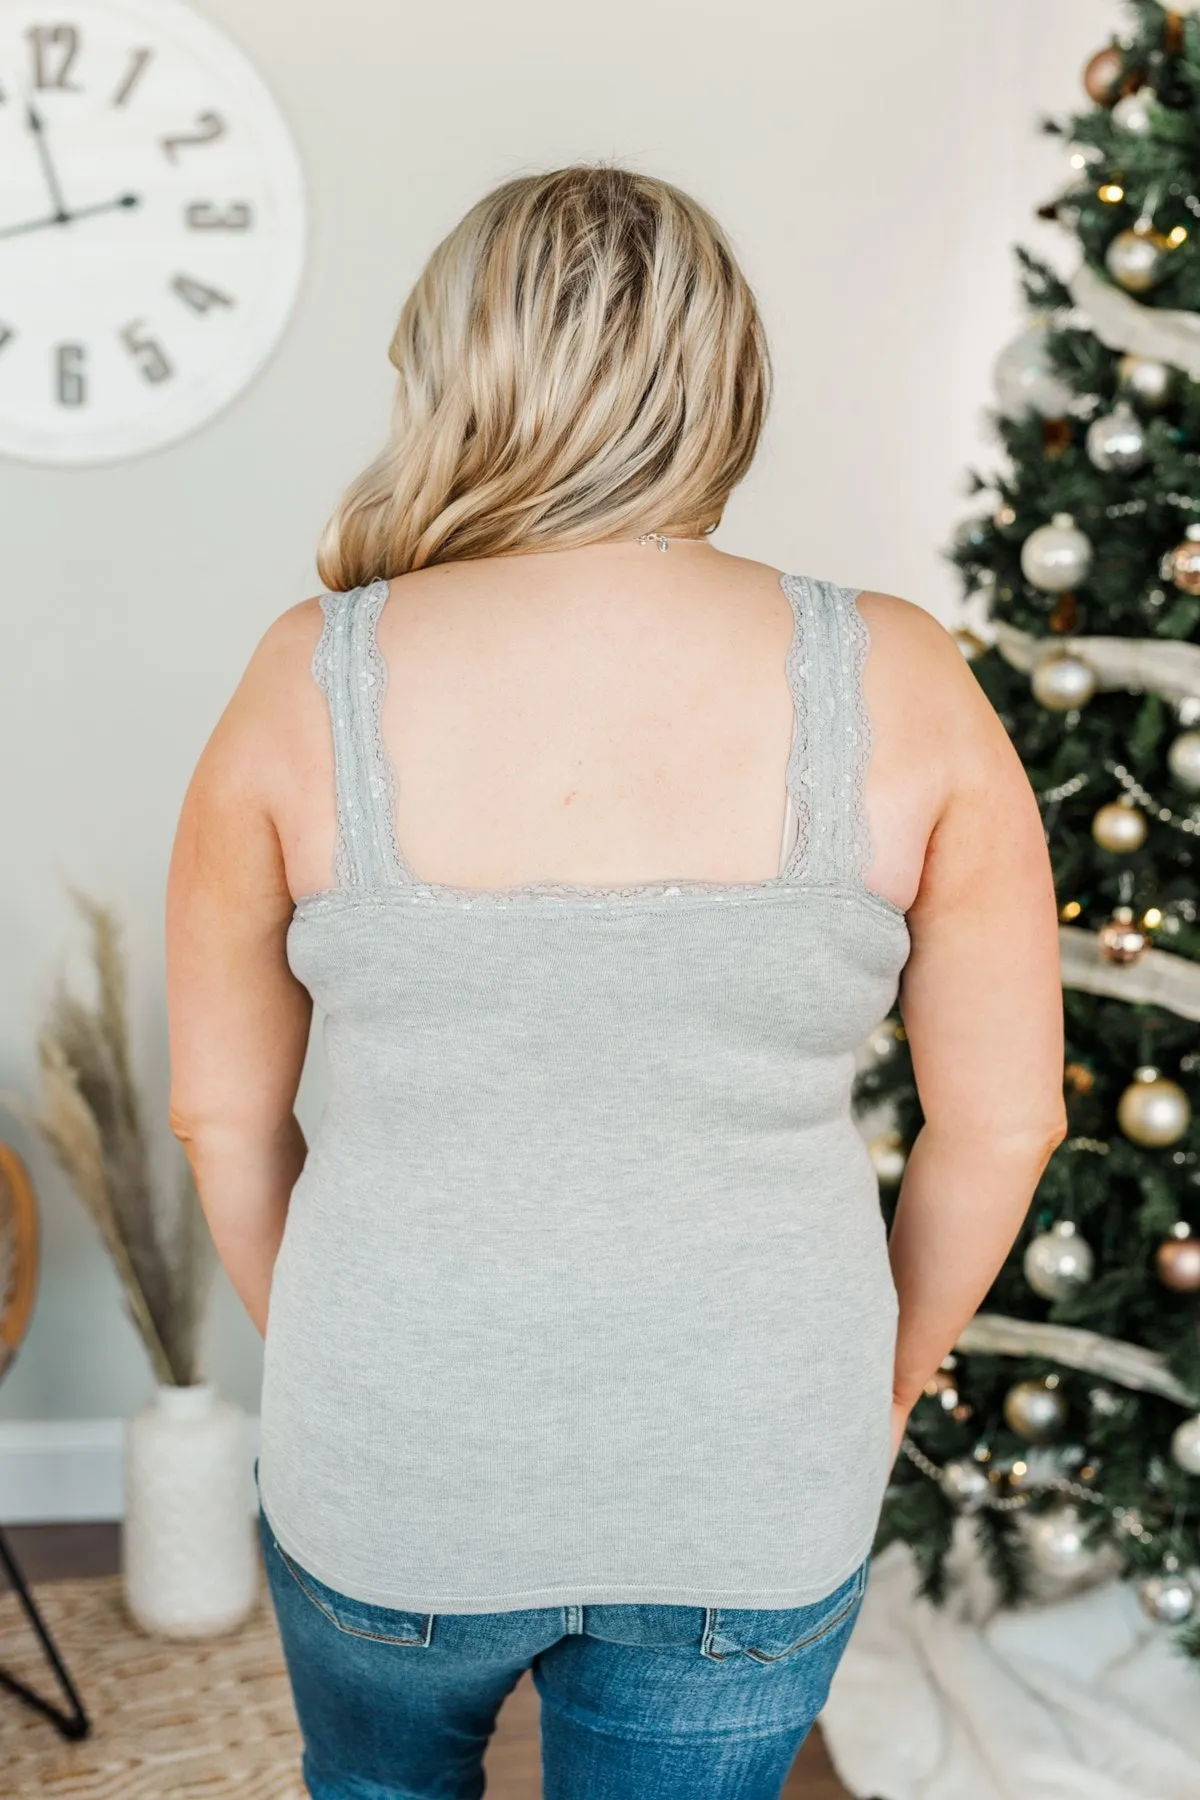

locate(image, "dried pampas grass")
(7, 888), (214, 1387)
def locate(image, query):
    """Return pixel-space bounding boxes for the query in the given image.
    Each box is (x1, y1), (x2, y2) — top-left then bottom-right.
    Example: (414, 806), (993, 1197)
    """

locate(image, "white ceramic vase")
(122, 1381), (258, 1638)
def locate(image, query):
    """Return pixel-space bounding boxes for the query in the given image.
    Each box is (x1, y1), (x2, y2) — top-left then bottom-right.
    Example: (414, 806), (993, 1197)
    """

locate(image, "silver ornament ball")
(1170, 1414), (1200, 1476)
(1085, 401), (1148, 474)
(1020, 513), (1093, 593)
(993, 323), (1076, 420)
(1024, 1220), (1095, 1300)
(1031, 652), (1097, 711)
(1003, 1378), (1069, 1443)
(1138, 1571), (1196, 1625)
(1117, 354), (1173, 410)
(939, 1457), (991, 1511)
(1116, 1067), (1191, 1148)
(1092, 800), (1148, 853)
(1111, 86), (1158, 135)
(1166, 730), (1200, 792)
(1023, 1504), (1099, 1581)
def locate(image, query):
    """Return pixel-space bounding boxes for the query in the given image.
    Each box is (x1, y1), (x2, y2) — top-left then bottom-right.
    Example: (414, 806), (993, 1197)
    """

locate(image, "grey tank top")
(257, 570), (911, 1614)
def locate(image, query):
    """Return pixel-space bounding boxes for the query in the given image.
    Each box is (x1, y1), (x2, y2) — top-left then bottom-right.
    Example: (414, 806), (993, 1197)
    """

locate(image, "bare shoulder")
(186, 597), (328, 807)
(239, 595), (326, 692)
(855, 589), (972, 686)
(855, 588), (1014, 775)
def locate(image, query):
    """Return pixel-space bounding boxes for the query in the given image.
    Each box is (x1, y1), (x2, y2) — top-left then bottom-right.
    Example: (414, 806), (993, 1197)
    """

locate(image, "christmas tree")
(860, 0), (1200, 1656)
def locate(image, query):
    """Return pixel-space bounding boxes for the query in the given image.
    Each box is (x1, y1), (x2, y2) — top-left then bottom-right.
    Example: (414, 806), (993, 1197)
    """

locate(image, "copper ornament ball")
(1083, 45), (1125, 105)
(1098, 909), (1149, 964)
(1156, 1236), (1200, 1292)
(1064, 1061), (1096, 1094)
(1167, 529), (1200, 596)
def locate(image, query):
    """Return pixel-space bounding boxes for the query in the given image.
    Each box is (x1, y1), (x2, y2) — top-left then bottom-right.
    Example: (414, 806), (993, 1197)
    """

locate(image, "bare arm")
(165, 609), (317, 1337)
(883, 621), (1067, 1445)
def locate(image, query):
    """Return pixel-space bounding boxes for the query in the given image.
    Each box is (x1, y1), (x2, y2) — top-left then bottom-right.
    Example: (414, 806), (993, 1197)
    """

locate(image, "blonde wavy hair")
(316, 163), (772, 588)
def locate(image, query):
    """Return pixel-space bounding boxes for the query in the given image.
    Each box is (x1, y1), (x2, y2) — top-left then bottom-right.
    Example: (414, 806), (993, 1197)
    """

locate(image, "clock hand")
(66, 193), (141, 223)
(25, 101), (71, 223)
(0, 194), (139, 240)
(0, 210), (62, 241)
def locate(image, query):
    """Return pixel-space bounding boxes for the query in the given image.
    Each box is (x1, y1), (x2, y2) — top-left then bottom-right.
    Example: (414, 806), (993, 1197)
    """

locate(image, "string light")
(1099, 183), (1126, 203)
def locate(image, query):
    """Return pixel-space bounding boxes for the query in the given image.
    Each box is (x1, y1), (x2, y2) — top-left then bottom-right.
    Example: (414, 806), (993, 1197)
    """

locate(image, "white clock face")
(0, 0), (305, 464)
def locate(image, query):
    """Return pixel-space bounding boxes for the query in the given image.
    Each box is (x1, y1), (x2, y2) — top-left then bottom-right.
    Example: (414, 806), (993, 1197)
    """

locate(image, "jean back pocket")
(701, 1558), (869, 1663)
(259, 1504), (434, 1647)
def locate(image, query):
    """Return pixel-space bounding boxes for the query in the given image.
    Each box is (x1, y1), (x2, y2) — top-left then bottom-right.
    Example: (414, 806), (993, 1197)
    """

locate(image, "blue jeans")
(258, 1499), (869, 1800)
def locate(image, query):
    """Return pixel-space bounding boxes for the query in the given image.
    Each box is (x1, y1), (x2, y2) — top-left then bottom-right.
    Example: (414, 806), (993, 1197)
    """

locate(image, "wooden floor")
(3, 1525), (854, 1799)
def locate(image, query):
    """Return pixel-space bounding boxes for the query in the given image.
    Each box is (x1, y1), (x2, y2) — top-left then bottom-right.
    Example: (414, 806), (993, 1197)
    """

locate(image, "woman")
(166, 164), (1066, 1800)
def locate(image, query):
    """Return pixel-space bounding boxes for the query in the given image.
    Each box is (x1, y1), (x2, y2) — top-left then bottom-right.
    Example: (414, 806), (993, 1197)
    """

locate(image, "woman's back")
(241, 538), (957, 1613)
(268, 537), (942, 911)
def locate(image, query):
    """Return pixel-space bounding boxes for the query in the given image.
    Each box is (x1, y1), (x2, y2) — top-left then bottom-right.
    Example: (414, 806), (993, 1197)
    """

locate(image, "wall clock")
(0, 0), (306, 464)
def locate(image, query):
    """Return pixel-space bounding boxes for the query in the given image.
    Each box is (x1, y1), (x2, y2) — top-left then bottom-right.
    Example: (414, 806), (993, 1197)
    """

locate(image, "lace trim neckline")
(291, 877), (907, 923)
(305, 570), (896, 916)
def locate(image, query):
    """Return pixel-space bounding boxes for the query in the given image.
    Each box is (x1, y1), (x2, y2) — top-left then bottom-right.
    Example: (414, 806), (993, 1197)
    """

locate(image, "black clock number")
(185, 201), (254, 232)
(0, 323), (14, 353)
(112, 47), (153, 108)
(28, 24), (81, 91)
(120, 322), (173, 384)
(56, 343), (86, 406)
(171, 274), (234, 315)
(161, 112), (225, 164)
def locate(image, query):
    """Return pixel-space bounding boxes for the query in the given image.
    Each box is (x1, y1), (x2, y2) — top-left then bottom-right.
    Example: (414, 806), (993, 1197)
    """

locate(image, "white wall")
(1, 0), (1118, 1438)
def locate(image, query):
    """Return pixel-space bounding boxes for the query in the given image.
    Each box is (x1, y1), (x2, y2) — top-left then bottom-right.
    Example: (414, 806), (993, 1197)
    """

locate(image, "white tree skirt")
(820, 1530), (1200, 1800)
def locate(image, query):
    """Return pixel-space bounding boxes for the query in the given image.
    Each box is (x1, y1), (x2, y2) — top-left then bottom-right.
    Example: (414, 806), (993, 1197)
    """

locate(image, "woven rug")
(0, 1573), (306, 1799)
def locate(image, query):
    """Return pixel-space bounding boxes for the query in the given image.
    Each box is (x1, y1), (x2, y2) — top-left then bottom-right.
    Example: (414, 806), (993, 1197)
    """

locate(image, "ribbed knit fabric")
(256, 571), (911, 1614)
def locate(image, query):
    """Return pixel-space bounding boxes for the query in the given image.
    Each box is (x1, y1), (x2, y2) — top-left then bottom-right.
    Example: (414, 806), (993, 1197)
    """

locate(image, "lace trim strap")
(310, 580), (410, 889)
(779, 574), (875, 888)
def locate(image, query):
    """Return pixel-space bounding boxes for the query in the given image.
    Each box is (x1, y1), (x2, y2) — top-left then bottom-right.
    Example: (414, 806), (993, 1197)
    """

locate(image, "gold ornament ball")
(1098, 907), (1149, 964)
(1105, 227), (1169, 294)
(1156, 1234), (1200, 1292)
(1117, 353), (1173, 409)
(1164, 525), (1200, 596)
(1117, 1067), (1191, 1147)
(1083, 45), (1126, 105)
(1031, 652), (1097, 711)
(868, 1133), (907, 1186)
(1092, 801), (1148, 853)
(1004, 1378), (1069, 1443)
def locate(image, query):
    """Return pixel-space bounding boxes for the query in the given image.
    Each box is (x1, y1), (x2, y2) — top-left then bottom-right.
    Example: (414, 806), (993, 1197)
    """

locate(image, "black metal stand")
(0, 1524), (90, 1739)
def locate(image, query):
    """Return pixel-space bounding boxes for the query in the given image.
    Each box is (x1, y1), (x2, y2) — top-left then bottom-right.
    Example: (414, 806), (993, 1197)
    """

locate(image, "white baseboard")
(0, 1417), (261, 1524)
